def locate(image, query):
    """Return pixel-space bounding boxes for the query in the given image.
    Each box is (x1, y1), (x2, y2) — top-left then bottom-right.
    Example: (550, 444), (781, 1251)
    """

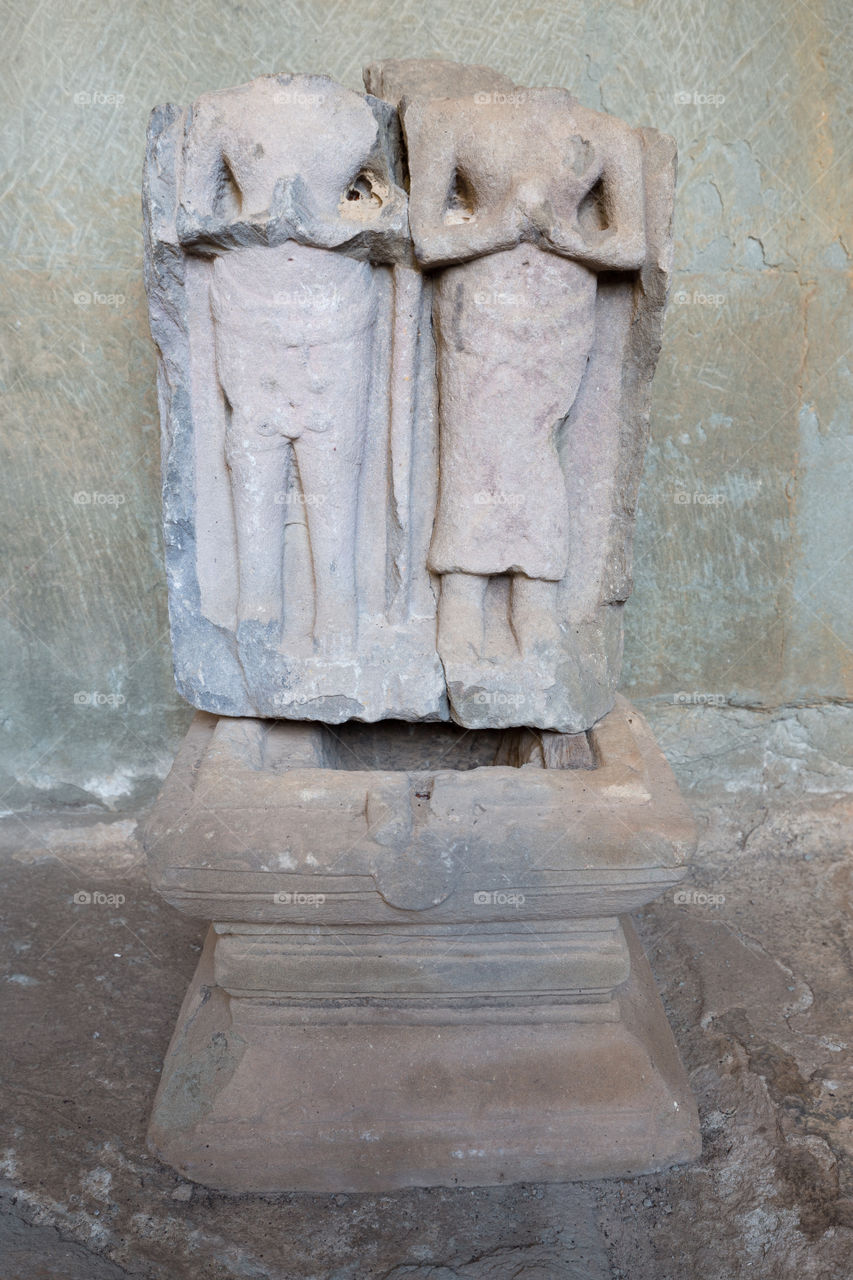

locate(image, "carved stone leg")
(295, 434), (361, 649)
(509, 576), (562, 655)
(224, 425), (289, 633)
(292, 330), (373, 648)
(436, 572), (489, 661)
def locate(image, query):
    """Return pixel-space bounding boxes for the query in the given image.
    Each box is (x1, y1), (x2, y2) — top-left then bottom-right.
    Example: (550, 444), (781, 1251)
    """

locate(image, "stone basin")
(144, 695), (694, 923)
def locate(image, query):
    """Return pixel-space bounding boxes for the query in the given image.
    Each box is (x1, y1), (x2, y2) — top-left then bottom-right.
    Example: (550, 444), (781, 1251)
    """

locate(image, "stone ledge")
(143, 696), (695, 924)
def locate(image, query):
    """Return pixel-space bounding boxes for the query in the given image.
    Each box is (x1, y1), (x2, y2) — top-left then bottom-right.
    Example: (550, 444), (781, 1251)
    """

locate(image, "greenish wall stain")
(1, 0), (850, 808)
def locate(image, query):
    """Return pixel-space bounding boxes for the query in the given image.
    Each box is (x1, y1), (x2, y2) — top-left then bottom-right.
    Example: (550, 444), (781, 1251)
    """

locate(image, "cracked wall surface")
(1, 0), (851, 808)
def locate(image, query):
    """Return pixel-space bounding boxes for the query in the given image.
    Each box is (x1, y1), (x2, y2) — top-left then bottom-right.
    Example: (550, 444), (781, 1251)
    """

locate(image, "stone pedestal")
(143, 698), (700, 1192)
(142, 56), (698, 1192)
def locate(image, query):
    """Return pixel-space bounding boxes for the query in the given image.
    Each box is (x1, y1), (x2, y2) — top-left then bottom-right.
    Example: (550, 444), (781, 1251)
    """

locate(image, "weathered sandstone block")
(143, 61), (675, 731)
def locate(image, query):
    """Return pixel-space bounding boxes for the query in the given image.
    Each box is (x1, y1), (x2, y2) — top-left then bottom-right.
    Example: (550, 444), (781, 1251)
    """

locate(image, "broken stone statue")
(144, 59), (673, 732)
(142, 57), (700, 1192)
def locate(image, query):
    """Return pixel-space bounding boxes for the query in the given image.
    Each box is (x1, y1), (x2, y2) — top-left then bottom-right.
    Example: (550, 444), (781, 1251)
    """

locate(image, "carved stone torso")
(210, 245), (380, 442)
(429, 244), (597, 579)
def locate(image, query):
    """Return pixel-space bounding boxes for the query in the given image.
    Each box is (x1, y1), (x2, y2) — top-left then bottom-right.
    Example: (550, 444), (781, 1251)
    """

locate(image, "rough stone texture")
(1, 706), (851, 1275)
(142, 697), (694, 923)
(144, 74), (448, 724)
(138, 695), (697, 1191)
(146, 919), (698, 1193)
(143, 61), (673, 731)
(2, 1), (850, 798)
(363, 59), (518, 106)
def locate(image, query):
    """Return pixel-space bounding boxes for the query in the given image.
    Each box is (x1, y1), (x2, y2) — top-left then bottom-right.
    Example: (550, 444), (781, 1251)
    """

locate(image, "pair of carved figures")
(143, 59), (675, 730)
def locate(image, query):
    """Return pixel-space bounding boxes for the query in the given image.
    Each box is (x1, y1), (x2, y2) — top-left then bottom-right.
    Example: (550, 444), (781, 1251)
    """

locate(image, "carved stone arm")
(175, 102), (231, 245)
(175, 88), (409, 261)
(409, 202), (525, 269)
(403, 99), (522, 268)
(542, 127), (646, 271)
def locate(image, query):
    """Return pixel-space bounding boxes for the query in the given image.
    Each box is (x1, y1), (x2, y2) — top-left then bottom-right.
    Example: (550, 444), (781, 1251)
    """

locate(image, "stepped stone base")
(148, 920), (699, 1193)
(144, 698), (700, 1192)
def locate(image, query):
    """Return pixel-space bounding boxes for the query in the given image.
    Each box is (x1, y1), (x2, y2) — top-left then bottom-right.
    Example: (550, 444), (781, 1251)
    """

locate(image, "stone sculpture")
(144, 62), (674, 731)
(144, 74), (446, 721)
(142, 58), (699, 1193)
(402, 91), (648, 718)
(177, 78), (406, 659)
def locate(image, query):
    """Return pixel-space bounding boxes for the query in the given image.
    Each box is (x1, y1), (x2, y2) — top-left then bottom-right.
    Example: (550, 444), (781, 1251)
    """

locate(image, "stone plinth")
(143, 699), (700, 1192)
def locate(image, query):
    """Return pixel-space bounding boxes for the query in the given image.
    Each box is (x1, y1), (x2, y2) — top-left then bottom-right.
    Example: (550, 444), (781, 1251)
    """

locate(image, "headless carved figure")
(177, 76), (404, 651)
(404, 90), (647, 662)
(210, 245), (378, 643)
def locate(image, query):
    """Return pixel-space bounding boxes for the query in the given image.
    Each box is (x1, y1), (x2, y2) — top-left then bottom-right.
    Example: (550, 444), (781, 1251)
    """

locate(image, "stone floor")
(1, 703), (852, 1279)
